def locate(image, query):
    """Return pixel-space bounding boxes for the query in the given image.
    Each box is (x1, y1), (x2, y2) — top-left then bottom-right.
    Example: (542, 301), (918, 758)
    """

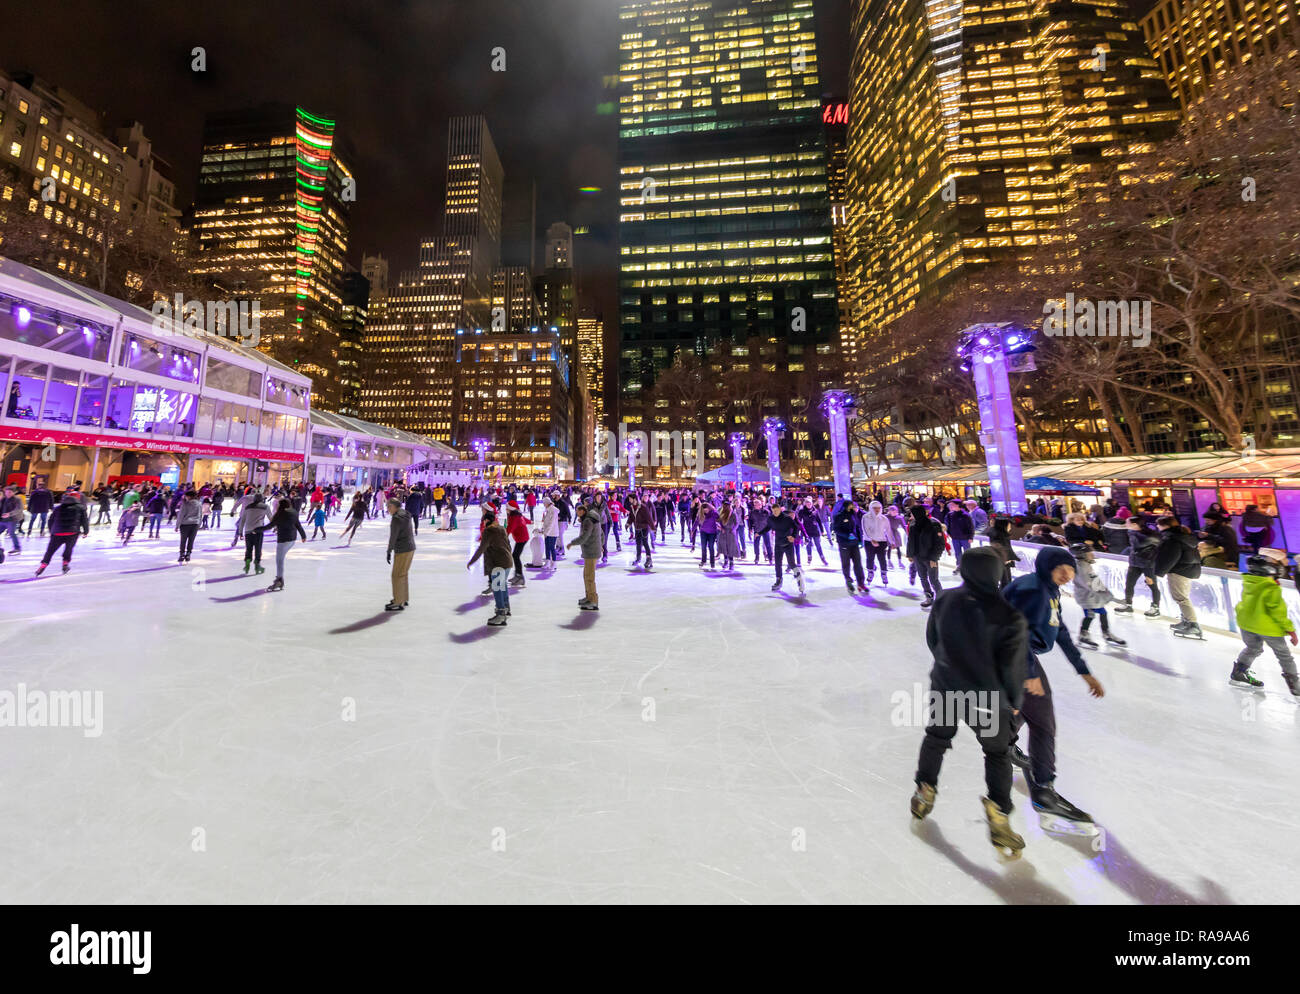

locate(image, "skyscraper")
(536, 222), (577, 363)
(846, 0), (1180, 335)
(1142, 0), (1300, 111)
(191, 104), (355, 409)
(617, 0), (838, 433)
(544, 221), (573, 269)
(577, 314), (606, 432)
(360, 116), (503, 438)
(338, 271), (369, 416)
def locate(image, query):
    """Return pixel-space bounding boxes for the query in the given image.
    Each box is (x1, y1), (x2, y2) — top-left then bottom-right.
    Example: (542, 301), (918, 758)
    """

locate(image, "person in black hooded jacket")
(911, 546), (1029, 848)
(1155, 516), (1202, 636)
(905, 504), (945, 607)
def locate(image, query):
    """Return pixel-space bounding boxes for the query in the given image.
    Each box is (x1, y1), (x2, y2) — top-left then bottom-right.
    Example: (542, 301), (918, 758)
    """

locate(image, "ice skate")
(1009, 744), (1031, 775)
(1170, 621), (1205, 640)
(920, 597), (934, 609)
(793, 567), (806, 597)
(61, 562), (70, 574)
(1077, 630), (1099, 649)
(34, 562), (46, 576)
(1103, 630), (1127, 647)
(255, 565), (265, 575)
(1285, 672), (1300, 697)
(480, 585), (493, 596)
(1031, 785), (1098, 837)
(580, 603), (599, 611)
(1229, 664), (1265, 690)
(1112, 602), (1133, 614)
(266, 577), (284, 592)
(243, 561), (251, 574)
(845, 580), (856, 594)
(910, 782), (936, 820)
(771, 580), (782, 592)
(486, 612), (507, 627)
(1143, 605), (1161, 618)
(509, 574), (524, 586)
(981, 797), (1025, 856)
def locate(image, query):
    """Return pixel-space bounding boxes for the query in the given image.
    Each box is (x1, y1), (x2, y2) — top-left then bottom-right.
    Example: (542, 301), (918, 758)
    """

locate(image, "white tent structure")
(693, 462), (792, 487)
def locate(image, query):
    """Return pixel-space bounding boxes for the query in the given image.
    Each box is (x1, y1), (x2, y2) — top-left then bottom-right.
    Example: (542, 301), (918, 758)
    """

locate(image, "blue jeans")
(0, 521), (21, 551)
(275, 539), (294, 579)
(148, 512), (163, 537)
(490, 566), (510, 614)
(25, 510), (48, 535)
(952, 538), (970, 565)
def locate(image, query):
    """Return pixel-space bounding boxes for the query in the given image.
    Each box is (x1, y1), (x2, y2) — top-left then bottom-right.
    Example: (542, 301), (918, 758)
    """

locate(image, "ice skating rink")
(1, 511), (1296, 905)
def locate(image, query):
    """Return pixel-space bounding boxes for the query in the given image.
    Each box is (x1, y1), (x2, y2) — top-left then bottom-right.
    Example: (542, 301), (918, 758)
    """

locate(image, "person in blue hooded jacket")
(1002, 545), (1106, 834)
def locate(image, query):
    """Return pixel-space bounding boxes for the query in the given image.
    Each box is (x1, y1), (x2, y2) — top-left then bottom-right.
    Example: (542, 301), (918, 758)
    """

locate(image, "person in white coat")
(540, 496), (560, 569)
(862, 500), (893, 586)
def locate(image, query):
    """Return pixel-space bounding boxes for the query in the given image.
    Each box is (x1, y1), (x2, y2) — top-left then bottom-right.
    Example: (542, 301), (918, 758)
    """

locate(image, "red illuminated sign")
(822, 103), (849, 125)
(0, 424), (304, 463)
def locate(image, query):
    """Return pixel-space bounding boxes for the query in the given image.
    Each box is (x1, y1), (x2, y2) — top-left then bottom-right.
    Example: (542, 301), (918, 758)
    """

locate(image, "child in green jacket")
(1231, 555), (1299, 695)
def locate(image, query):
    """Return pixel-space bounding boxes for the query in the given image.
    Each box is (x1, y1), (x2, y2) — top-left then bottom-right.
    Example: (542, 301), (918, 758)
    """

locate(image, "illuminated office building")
(847, 0), (1181, 335)
(491, 266), (541, 330)
(1142, 0), (1300, 110)
(338, 271), (368, 416)
(617, 0), (838, 437)
(360, 116), (503, 439)
(191, 104), (354, 409)
(577, 314), (606, 431)
(821, 97), (860, 376)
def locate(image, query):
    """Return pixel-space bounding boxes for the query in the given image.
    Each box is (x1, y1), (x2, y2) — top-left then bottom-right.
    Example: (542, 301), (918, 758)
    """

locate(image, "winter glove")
(387, 551), (392, 564)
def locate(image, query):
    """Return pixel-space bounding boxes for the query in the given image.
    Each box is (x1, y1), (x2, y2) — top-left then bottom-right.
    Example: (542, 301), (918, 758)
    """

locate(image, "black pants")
(805, 532), (827, 563)
(865, 542), (889, 575)
(839, 544), (865, 586)
(774, 543), (797, 583)
(601, 521), (610, 557)
(698, 531), (716, 567)
(916, 692), (1015, 813)
(752, 530), (771, 561)
(915, 560), (942, 599)
(41, 533), (79, 564)
(635, 528), (653, 562)
(245, 530), (264, 565)
(1123, 565), (1159, 606)
(1010, 662), (1055, 787)
(511, 540), (525, 578)
(179, 523), (198, 559)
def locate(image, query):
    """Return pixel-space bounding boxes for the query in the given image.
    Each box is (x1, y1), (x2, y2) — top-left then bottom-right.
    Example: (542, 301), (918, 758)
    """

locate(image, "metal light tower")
(471, 439), (490, 492)
(821, 391), (857, 499)
(728, 432), (746, 491)
(626, 436), (642, 491)
(763, 418), (785, 497)
(956, 323), (1036, 515)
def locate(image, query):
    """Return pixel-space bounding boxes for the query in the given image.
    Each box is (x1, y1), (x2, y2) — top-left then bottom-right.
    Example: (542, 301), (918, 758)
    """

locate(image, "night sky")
(0, 0), (1153, 322)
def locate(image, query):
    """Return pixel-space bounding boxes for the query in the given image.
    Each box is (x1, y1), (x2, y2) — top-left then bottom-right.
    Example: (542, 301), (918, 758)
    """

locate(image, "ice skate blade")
(1228, 680), (1266, 692)
(1171, 631), (1206, 640)
(1037, 813), (1099, 837)
(992, 844), (1024, 859)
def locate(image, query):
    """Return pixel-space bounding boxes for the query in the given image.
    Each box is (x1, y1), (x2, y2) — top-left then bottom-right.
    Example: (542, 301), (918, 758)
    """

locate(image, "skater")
(340, 493), (367, 545)
(748, 498), (772, 564)
(177, 491), (201, 562)
(1003, 547), (1106, 836)
(239, 494), (270, 574)
(945, 500), (974, 569)
(1113, 517), (1162, 618)
(259, 497), (307, 591)
(146, 489), (167, 539)
(905, 505), (945, 608)
(832, 496), (866, 593)
(568, 502), (602, 611)
(861, 500), (891, 587)
(308, 504), (327, 541)
(695, 499), (719, 570)
(983, 517), (1018, 589)
(1229, 555), (1300, 695)
(632, 497), (656, 570)
(404, 488), (424, 536)
(717, 500), (743, 571)
(763, 502), (803, 593)
(505, 501), (530, 586)
(911, 547), (1030, 856)
(541, 496), (559, 569)
(117, 502), (141, 545)
(24, 482), (51, 537)
(0, 486), (23, 554)
(798, 498), (830, 566)
(385, 498), (416, 611)
(467, 510), (513, 625)
(1155, 516), (1203, 639)
(1069, 544), (1127, 648)
(35, 488), (90, 576)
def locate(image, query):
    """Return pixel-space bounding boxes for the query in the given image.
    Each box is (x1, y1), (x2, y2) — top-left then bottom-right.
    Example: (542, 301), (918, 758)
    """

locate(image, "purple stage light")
(15, 306), (32, 327)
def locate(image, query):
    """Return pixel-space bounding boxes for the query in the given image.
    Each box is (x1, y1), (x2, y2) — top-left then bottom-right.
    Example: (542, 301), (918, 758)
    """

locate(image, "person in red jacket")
(525, 489), (538, 522)
(505, 501), (531, 586)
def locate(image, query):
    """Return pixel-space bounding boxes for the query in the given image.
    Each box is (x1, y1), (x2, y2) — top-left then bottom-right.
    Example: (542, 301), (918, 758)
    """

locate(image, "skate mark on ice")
(1121, 653), (1187, 679)
(911, 820), (1073, 904)
(328, 612), (399, 634)
(119, 564), (182, 574)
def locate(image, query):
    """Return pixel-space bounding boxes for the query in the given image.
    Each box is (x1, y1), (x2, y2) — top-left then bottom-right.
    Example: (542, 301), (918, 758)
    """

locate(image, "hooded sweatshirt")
(1235, 572), (1293, 637)
(905, 505), (945, 562)
(927, 546), (1029, 711)
(1003, 546), (1089, 679)
(861, 501), (890, 543)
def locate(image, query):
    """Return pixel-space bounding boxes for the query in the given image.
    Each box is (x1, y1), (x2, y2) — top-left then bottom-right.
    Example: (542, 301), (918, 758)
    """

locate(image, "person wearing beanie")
(905, 504), (945, 607)
(1230, 555), (1299, 694)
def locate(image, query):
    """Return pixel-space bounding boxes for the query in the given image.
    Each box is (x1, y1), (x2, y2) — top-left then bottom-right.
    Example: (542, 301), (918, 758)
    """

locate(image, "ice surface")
(0, 509), (1296, 904)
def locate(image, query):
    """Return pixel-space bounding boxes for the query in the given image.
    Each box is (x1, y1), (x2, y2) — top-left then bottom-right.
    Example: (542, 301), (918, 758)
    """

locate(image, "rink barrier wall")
(973, 538), (1300, 636)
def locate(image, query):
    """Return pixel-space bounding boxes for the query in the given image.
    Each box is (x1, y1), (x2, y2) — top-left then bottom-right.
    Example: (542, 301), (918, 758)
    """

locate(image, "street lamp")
(955, 322), (1037, 514)
(728, 432), (746, 492)
(763, 418), (786, 497)
(820, 391), (857, 499)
